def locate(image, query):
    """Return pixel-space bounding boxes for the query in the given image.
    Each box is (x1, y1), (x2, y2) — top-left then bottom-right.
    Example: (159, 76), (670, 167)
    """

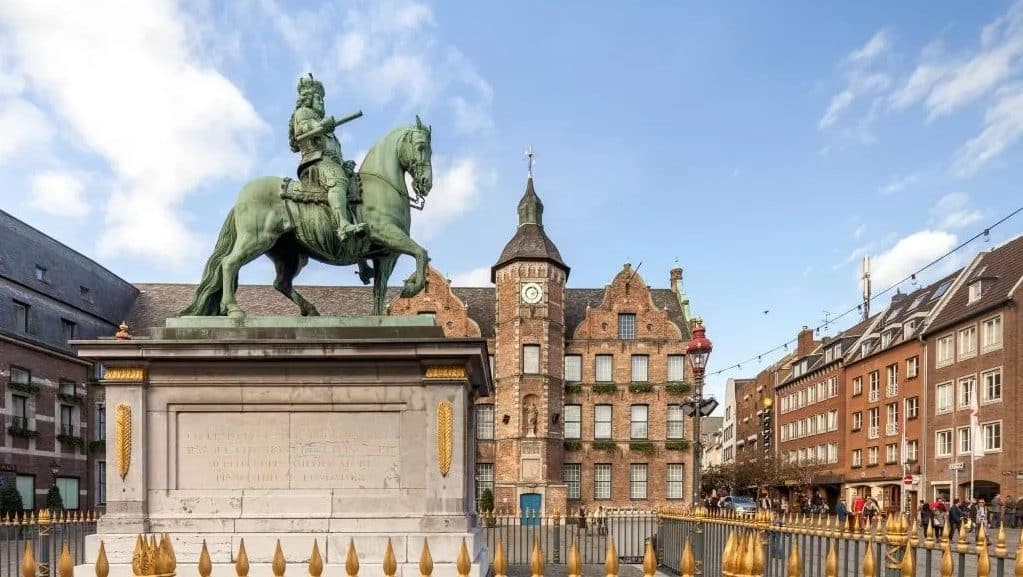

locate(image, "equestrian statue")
(180, 74), (433, 318)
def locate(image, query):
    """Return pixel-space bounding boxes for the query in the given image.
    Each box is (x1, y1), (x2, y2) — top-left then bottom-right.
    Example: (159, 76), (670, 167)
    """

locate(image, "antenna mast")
(861, 256), (872, 321)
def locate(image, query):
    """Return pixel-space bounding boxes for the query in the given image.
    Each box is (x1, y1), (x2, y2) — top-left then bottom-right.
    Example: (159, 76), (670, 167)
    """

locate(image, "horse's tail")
(179, 208), (237, 316)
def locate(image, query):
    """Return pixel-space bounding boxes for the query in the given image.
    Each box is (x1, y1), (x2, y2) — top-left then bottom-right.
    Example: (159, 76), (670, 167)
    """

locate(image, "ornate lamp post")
(685, 320), (713, 504)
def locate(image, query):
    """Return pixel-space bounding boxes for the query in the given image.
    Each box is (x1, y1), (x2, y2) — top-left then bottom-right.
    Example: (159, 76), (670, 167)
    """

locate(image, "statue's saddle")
(280, 161), (362, 206)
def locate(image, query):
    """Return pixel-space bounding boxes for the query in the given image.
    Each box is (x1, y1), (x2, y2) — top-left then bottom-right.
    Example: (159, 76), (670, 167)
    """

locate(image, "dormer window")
(881, 331), (893, 348)
(861, 340), (872, 357)
(34, 265), (47, 282)
(968, 281), (983, 304)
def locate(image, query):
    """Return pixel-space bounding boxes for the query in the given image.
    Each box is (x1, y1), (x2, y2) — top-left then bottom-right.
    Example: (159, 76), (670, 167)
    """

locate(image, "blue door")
(520, 493), (542, 526)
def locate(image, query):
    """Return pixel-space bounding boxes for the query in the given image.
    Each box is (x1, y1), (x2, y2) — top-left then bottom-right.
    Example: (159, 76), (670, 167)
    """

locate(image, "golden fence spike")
(199, 539), (213, 577)
(131, 534), (143, 576)
(923, 519), (934, 549)
(1015, 529), (1023, 577)
(383, 538), (397, 577)
(956, 519), (968, 553)
(493, 540), (507, 577)
(940, 539), (953, 577)
(977, 521), (989, 553)
(899, 539), (914, 577)
(97, 541), (110, 577)
(721, 531), (735, 577)
(604, 538), (619, 577)
(59, 541), (74, 577)
(530, 537), (544, 577)
(863, 534), (876, 577)
(22, 540), (37, 577)
(567, 539), (580, 577)
(155, 534), (174, 576)
(272, 539), (286, 577)
(345, 538), (359, 577)
(457, 537), (471, 577)
(236, 538), (250, 577)
(752, 530), (765, 577)
(309, 539), (324, 577)
(679, 538), (695, 577)
(978, 534), (991, 577)
(419, 538), (434, 577)
(995, 520), (1008, 557)
(786, 539), (801, 577)
(165, 533), (177, 569)
(825, 538), (838, 577)
(642, 536), (657, 577)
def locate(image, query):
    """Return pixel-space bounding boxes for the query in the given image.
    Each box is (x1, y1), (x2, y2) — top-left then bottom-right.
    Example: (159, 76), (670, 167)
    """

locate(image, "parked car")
(720, 496), (757, 516)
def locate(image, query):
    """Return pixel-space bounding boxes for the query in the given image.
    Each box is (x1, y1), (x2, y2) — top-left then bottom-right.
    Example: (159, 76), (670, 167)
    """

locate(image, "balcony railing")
(886, 422), (899, 436)
(868, 425), (880, 439)
(886, 383), (899, 397)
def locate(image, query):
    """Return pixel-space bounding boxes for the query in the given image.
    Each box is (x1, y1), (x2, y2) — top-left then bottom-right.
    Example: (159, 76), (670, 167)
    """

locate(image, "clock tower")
(490, 170), (570, 514)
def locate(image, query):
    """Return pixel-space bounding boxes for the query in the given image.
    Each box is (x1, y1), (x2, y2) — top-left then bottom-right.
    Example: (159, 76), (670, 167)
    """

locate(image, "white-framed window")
(564, 355), (582, 382)
(886, 364), (898, 396)
(595, 355), (613, 382)
(96, 460), (106, 506)
(827, 443), (838, 463)
(868, 407), (880, 438)
(852, 449), (862, 467)
(968, 281), (983, 303)
(476, 405), (494, 440)
(868, 371), (880, 401)
(905, 396), (919, 419)
(867, 446), (879, 465)
(798, 389), (806, 407)
(618, 313), (636, 340)
(886, 403), (899, 436)
(936, 430), (953, 457)
(667, 355), (685, 382)
(523, 345), (541, 374)
(630, 464), (648, 499)
(827, 410), (838, 431)
(981, 315), (1002, 352)
(852, 412), (862, 431)
(957, 376), (975, 409)
(630, 405), (649, 439)
(564, 405), (581, 439)
(667, 405), (685, 439)
(55, 477), (80, 510)
(886, 443), (898, 464)
(13, 300), (29, 332)
(983, 421), (1002, 452)
(906, 356), (919, 379)
(957, 426), (972, 455)
(906, 440), (919, 462)
(881, 331), (893, 348)
(827, 377), (838, 398)
(807, 385), (817, 404)
(11, 394), (29, 429)
(982, 368), (1002, 403)
(475, 463), (494, 504)
(16, 475), (34, 510)
(937, 335), (954, 367)
(564, 464), (581, 500)
(60, 404), (74, 436)
(594, 464), (612, 500)
(667, 464), (685, 500)
(936, 382), (953, 414)
(852, 376), (863, 396)
(630, 355), (649, 382)
(958, 326), (977, 360)
(594, 405), (612, 439)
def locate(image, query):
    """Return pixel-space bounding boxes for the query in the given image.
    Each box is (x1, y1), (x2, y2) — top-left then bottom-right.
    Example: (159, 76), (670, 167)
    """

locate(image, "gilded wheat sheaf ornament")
(115, 403), (132, 480)
(437, 401), (453, 476)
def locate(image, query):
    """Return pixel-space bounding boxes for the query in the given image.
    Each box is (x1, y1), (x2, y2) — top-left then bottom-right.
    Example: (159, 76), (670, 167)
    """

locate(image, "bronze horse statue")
(180, 119), (433, 318)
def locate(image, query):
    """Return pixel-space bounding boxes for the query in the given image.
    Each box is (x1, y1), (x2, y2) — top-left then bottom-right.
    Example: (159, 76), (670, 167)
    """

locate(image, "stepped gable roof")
(491, 177), (568, 281)
(128, 283), (689, 340)
(924, 235), (1023, 335)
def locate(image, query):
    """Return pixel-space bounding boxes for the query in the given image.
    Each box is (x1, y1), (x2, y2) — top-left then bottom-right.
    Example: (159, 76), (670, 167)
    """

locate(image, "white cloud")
(848, 30), (891, 64)
(411, 155), (494, 241)
(853, 223), (867, 239)
(448, 266), (491, 287)
(930, 192), (984, 230)
(818, 90), (854, 129)
(870, 230), (957, 289)
(878, 172), (923, 195)
(951, 85), (1023, 176)
(0, 1), (266, 263)
(0, 97), (51, 165)
(28, 170), (90, 218)
(817, 31), (892, 130)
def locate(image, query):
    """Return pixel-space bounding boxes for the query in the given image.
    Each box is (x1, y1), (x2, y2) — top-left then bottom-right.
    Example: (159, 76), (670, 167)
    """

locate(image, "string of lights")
(707, 204), (1023, 377)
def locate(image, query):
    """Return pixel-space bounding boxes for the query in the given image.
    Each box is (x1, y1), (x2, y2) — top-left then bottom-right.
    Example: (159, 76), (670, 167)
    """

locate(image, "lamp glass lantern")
(687, 321), (713, 373)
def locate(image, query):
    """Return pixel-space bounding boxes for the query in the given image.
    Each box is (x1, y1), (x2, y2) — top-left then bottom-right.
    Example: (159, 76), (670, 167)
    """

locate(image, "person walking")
(949, 498), (963, 541)
(920, 501), (933, 536)
(991, 494), (1003, 527)
(836, 499), (849, 527)
(1004, 495), (1016, 528)
(976, 499), (989, 531)
(932, 502), (947, 539)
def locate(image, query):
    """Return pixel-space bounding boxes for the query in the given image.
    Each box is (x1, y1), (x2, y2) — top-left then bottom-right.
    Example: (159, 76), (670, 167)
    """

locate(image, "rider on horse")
(288, 73), (367, 243)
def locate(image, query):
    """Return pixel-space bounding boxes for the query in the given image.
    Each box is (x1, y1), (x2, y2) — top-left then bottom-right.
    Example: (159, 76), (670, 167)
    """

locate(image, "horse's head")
(402, 115), (433, 197)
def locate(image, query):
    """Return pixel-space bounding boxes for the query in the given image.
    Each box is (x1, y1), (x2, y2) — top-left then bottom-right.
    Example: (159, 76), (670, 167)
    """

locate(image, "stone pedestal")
(73, 317), (492, 577)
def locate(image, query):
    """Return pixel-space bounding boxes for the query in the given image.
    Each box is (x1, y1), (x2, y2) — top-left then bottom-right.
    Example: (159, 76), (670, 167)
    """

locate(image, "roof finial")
(525, 146), (535, 179)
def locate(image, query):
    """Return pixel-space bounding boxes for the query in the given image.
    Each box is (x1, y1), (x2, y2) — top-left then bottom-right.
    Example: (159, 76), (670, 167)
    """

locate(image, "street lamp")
(686, 319), (713, 505)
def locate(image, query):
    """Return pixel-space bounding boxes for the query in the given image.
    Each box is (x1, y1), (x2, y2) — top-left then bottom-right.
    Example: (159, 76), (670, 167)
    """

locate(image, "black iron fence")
(480, 509), (658, 565)
(1, 511), (97, 577)
(657, 507), (1022, 577)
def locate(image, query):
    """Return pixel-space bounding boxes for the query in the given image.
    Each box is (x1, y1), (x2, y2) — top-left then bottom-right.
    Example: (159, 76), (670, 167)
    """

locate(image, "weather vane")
(525, 146), (535, 178)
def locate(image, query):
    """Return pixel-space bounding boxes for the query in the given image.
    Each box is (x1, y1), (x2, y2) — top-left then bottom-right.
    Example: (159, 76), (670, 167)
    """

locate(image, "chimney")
(796, 326), (815, 357)
(670, 267), (683, 293)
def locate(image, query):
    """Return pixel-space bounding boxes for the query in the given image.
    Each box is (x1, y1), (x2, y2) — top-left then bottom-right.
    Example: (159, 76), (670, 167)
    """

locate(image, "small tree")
(0, 485), (24, 518)
(478, 488), (494, 513)
(45, 485), (63, 512)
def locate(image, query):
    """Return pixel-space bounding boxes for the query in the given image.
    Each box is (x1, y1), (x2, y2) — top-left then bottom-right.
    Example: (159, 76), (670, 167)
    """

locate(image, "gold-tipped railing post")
(383, 538), (397, 577)
(492, 540), (507, 577)
(566, 539), (580, 577)
(679, 537), (695, 577)
(309, 540), (324, 577)
(272, 539), (286, 577)
(786, 540), (801, 577)
(96, 541), (109, 577)
(236, 539), (250, 577)
(642, 536), (657, 577)
(419, 539), (434, 577)
(345, 538), (359, 577)
(604, 538), (619, 577)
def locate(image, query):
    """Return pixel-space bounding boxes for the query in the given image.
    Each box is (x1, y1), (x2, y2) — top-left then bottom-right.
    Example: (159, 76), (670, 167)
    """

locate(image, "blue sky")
(3, 1), (1023, 400)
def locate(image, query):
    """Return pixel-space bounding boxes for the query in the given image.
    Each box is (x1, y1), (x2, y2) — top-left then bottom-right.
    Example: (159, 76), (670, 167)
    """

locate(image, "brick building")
(127, 174), (700, 513)
(921, 236), (1023, 503)
(733, 363), (786, 465)
(1, 210), (137, 511)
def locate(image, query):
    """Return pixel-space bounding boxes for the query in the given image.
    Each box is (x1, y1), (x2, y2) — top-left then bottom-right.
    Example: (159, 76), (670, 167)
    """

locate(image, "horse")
(179, 118), (433, 318)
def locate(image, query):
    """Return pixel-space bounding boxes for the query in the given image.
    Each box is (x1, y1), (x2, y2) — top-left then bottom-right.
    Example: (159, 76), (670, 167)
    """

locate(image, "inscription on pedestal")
(177, 412), (400, 489)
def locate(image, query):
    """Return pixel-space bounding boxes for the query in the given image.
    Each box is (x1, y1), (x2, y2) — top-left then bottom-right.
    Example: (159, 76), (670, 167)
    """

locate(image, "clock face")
(521, 282), (543, 304)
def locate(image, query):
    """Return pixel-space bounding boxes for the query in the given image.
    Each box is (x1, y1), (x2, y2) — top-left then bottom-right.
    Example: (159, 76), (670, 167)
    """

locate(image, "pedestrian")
(836, 499), (848, 527)
(579, 504), (588, 534)
(1016, 497), (1023, 529)
(932, 502), (947, 539)
(949, 498), (963, 541)
(1004, 495), (1016, 529)
(991, 494), (1002, 527)
(862, 497), (879, 529)
(920, 501), (932, 534)
(976, 499), (989, 531)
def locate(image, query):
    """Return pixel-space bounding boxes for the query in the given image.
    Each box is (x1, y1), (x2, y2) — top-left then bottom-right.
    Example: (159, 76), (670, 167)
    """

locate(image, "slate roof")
(128, 284), (689, 340)
(491, 178), (568, 280)
(778, 314), (878, 386)
(924, 234), (1023, 335)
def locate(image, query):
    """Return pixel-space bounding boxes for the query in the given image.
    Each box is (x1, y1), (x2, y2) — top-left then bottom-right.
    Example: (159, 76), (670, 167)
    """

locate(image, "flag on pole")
(970, 384), (985, 458)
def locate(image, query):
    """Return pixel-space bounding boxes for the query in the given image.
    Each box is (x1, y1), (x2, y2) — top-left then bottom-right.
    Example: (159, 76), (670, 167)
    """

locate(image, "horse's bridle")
(360, 127), (430, 211)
